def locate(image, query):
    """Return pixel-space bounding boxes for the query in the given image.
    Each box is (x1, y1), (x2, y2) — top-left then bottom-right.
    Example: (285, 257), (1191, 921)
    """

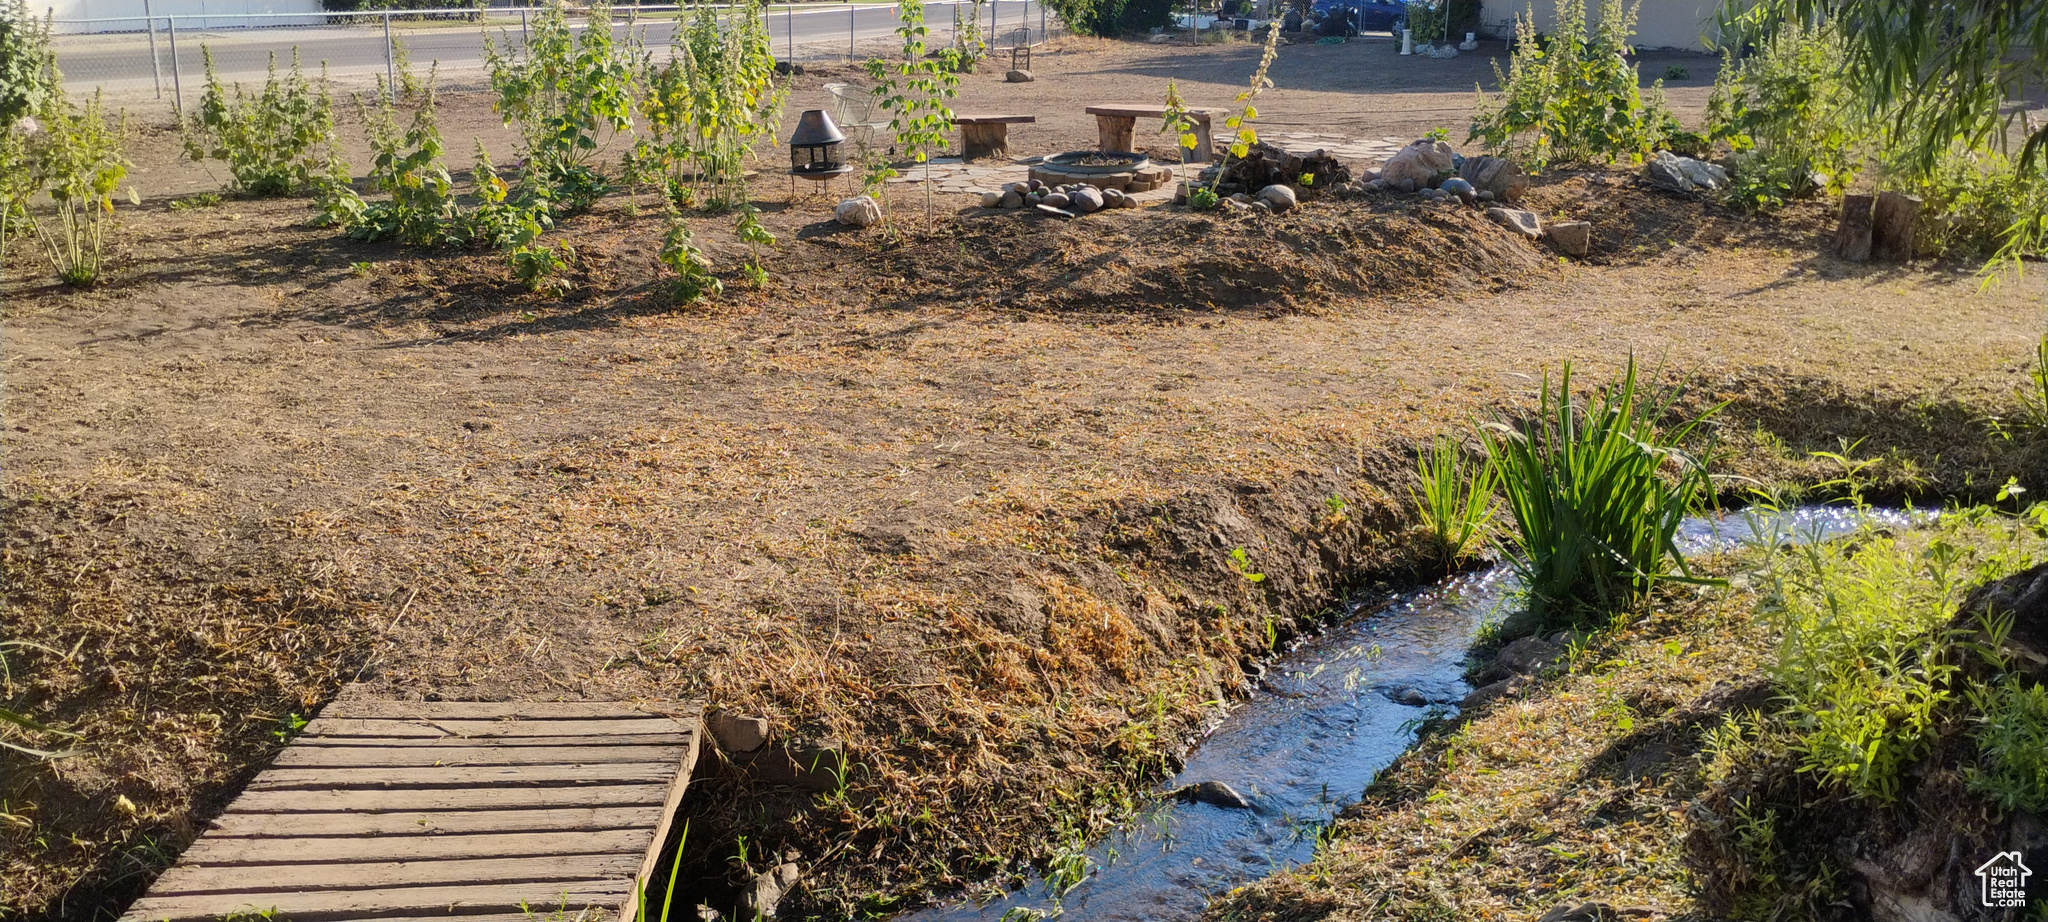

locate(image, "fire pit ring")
(1044, 150), (1154, 175)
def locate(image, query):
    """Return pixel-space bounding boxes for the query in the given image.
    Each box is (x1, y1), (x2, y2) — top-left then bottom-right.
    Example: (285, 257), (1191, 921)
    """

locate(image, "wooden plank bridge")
(120, 699), (703, 922)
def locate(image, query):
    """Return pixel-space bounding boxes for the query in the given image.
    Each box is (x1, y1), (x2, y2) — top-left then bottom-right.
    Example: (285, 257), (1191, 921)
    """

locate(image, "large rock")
(1547, 220), (1592, 256)
(833, 196), (882, 227)
(1457, 154), (1529, 203)
(1379, 139), (1457, 193)
(1485, 206), (1543, 239)
(1646, 150), (1726, 193)
(1005, 68), (1034, 83)
(1040, 192), (1071, 209)
(1256, 183), (1297, 212)
(980, 190), (1002, 208)
(735, 862), (802, 919)
(1070, 186), (1105, 213)
(999, 188), (1024, 209)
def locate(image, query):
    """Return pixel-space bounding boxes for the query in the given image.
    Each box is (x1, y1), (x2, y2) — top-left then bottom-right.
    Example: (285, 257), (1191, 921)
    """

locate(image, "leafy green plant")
(484, 0), (634, 210)
(1707, 20), (1863, 211)
(636, 0), (784, 210)
(343, 76), (460, 247)
(1663, 65), (1689, 80)
(658, 203), (720, 304)
(1181, 20), (1281, 207)
(1413, 435), (1497, 565)
(1481, 359), (1719, 625)
(29, 88), (133, 286)
(1965, 677), (2048, 813)
(182, 48), (343, 197)
(2025, 336), (2048, 433)
(0, 0), (54, 131)
(1045, 0), (1176, 37)
(1160, 79), (1199, 160)
(1469, 0), (1672, 167)
(510, 236), (574, 295)
(1884, 145), (2048, 261)
(1228, 547), (1266, 583)
(170, 192), (223, 210)
(864, 0), (960, 224)
(733, 203), (773, 288)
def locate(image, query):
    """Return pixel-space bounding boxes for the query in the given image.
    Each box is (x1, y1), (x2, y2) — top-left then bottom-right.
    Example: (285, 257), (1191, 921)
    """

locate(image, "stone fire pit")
(1029, 150), (1175, 193)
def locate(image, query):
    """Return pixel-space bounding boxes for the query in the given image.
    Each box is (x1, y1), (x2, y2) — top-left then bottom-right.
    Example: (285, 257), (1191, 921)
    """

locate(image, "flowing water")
(906, 505), (1918, 922)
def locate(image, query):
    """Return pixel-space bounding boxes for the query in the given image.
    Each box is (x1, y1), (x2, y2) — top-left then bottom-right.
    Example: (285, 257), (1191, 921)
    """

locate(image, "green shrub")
(1707, 20), (1863, 211)
(636, 0), (783, 210)
(1884, 146), (2048, 261)
(182, 49), (343, 197)
(0, 0), (53, 132)
(29, 89), (133, 287)
(345, 77), (459, 247)
(1469, 0), (1673, 167)
(1045, 0), (1175, 37)
(864, 0), (960, 224)
(484, 0), (634, 209)
(1481, 359), (1717, 625)
(1413, 436), (1497, 566)
(1966, 677), (2048, 814)
(658, 204), (719, 305)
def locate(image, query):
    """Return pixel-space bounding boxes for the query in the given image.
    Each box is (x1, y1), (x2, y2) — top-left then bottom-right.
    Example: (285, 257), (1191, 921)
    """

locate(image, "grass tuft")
(1412, 435), (1497, 567)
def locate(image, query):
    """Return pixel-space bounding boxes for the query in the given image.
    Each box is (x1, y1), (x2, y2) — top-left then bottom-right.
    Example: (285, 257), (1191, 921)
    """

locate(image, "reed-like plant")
(1482, 359), (1720, 625)
(1412, 435), (1497, 566)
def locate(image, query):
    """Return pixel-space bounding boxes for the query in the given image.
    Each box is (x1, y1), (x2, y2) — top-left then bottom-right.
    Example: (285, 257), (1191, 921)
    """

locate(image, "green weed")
(1469, 0), (1673, 167)
(1965, 677), (2048, 813)
(182, 49), (343, 197)
(1482, 359), (1719, 626)
(1708, 20), (1863, 210)
(1411, 435), (1497, 566)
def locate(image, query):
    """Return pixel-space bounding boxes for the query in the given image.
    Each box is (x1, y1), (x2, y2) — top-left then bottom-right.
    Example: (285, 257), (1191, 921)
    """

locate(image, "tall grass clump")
(1413, 436), (1496, 566)
(1482, 359), (1718, 625)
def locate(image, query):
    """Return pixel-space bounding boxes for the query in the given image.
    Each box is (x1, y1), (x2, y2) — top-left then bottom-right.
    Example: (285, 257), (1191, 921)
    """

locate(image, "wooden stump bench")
(953, 114), (1036, 160)
(1085, 103), (1228, 162)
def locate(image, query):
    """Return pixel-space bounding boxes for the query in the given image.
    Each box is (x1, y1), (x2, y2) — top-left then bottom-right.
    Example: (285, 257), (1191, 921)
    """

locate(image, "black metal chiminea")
(789, 109), (851, 178)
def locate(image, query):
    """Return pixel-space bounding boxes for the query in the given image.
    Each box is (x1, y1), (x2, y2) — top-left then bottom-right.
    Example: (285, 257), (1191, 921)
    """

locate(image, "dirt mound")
(1518, 166), (1837, 265)
(836, 198), (1554, 316)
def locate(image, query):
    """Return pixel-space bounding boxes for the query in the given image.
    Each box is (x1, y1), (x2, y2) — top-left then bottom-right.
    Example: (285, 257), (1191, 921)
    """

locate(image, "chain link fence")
(50, 1), (1058, 114)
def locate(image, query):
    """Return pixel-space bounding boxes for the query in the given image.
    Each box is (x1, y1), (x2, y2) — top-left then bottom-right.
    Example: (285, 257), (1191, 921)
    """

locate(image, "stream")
(906, 505), (1916, 922)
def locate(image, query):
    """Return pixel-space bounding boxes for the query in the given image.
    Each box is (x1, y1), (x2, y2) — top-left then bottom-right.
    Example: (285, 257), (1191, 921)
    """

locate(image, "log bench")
(953, 114), (1036, 160)
(1085, 103), (1229, 162)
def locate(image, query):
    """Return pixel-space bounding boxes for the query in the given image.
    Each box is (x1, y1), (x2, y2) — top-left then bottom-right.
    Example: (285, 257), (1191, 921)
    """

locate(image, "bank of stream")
(904, 505), (1915, 922)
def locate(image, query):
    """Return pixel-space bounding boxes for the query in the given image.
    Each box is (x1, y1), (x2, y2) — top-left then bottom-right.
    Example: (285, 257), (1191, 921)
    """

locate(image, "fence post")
(167, 16), (182, 114)
(143, 0), (162, 98)
(383, 11), (397, 101)
(520, 6), (529, 43)
(848, 2), (854, 58)
(785, 2), (793, 62)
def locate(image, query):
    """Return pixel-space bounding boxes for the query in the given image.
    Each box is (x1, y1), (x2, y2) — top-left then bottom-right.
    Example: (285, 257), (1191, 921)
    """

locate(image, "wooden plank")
(208, 806), (661, 837)
(304, 718), (685, 739)
(182, 829), (655, 866)
(619, 706), (701, 922)
(124, 880), (634, 922)
(292, 733), (692, 749)
(248, 764), (678, 791)
(1084, 104), (1222, 120)
(150, 854), (643, 897)
(952, 114), (1037, 124)
(224, 785), (672, 815)
(274, 745), (684, 768)
(320, 701), (680, 721)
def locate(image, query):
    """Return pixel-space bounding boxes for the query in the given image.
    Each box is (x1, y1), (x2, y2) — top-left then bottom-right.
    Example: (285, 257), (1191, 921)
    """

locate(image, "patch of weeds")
(1469, 0), (1674, 167)
(169, 192), (222, 211)
(1411, 434), (1496, 567)
(1481, 358), (1721, 628)
(181, 48), (343, 197)
(1964, 677), (2048, 813)
(1707, 19), (1863, 210)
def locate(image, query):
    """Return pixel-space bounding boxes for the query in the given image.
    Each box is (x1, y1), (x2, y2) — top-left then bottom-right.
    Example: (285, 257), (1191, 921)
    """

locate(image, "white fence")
(50, 1), (1056, 112)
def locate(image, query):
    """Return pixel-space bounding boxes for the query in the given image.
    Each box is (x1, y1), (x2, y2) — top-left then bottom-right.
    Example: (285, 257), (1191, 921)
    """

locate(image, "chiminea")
(789, 109), (851, 177)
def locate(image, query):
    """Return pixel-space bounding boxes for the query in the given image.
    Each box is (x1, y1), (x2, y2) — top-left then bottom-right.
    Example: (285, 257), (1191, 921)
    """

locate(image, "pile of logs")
(1834, 191), (1922, 262)
(1204, 142), (1352, 197)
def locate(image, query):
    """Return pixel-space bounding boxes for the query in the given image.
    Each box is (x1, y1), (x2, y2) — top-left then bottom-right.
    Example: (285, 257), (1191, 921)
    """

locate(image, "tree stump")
(1834, 194), (1874, 262)
(1872, 191), (1923, 262)
(1096, 115), (1136, 153)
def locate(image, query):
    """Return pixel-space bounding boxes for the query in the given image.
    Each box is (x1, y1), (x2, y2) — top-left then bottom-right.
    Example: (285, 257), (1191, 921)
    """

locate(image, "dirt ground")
(4, 34), (2045, 922)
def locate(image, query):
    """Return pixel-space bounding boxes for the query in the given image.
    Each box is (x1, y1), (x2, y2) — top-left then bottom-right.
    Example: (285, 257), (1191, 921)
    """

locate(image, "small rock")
(1364, 178), (1387, 193)
(999, 188), (1023, 209)
(1460, 677), (1523, 710)
(1537, 901), (1622, 922)
(1173, 181), (1191, 203)
(1249, 200), (1271, 214)
(1391, 176), (1419, 194)
(736, 861), (802, 919)
(1547, 220), (1592, 256)
(1496, 635), (1566, 674)
(1360, 168), (1381, 182)
(1005, 68), (1034, 83)
(1476, 189), (1495, 202)
(1646, 149), (1708, 192)
(1256, 183), (1297, 212)
(1040, 192), (1070, 209)
(1485, 206), (1543, 239)
(1386, 686), (1430, 706)
(1173, 780), (1254, 809)
(1440, 176), (1476, 204)
(706, 711), (771, 754)
(1070, 186), (1105, 213)
(980, 191), (1002, 208)
(1678, 156), (1728, 191)
(833, 195), (882, 228)
(1027, 178), (1044, 192)
(1229, 192), (1252, 204)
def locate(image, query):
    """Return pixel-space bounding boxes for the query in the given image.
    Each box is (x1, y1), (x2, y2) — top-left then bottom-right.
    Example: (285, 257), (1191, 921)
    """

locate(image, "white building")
(1481, 0), (1728, 52)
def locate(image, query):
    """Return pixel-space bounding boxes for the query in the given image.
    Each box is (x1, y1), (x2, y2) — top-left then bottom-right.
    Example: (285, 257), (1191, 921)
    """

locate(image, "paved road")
(55, 1), (1048, 98)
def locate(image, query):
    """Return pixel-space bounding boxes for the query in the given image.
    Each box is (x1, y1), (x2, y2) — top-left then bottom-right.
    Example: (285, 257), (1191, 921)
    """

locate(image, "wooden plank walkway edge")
(120, 698), (703, 922)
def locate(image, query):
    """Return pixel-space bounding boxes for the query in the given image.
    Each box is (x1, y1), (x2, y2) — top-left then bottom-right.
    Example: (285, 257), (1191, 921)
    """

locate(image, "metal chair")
(822, 82), (891, 149)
